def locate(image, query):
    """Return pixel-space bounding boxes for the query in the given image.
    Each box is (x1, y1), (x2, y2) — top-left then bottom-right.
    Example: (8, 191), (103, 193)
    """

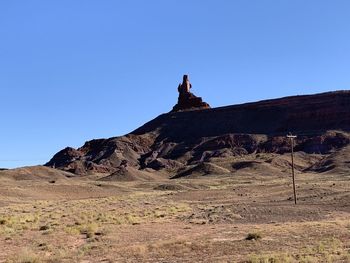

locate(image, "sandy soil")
(0, 167), (349, 262)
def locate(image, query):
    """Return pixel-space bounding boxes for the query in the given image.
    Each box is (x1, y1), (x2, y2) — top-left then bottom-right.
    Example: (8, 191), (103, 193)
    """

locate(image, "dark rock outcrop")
(46, 134), (154, 175)
(46, 89), (350, 176)
(172, 75), (210, 112)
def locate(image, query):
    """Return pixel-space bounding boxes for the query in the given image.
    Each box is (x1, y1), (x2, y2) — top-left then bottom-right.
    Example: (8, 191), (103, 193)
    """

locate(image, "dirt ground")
(0, 169), (349, 262)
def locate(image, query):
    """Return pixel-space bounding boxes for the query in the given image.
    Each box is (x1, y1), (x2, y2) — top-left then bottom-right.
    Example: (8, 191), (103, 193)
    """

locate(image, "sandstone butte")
(45, 75), (350, 177)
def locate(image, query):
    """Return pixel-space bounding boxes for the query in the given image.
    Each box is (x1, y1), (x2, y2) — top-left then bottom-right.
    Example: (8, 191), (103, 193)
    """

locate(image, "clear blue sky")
(1, 1), (350, 168)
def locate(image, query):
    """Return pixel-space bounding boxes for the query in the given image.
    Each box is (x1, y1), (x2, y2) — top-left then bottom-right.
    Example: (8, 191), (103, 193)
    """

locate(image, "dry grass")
(0, 171), (349, 262)
(6, 248), (41, 263)
(247, 237), (350, 263)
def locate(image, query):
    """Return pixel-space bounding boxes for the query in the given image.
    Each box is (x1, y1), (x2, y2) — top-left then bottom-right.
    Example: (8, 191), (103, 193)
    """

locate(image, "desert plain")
(0, 152), (349, 263)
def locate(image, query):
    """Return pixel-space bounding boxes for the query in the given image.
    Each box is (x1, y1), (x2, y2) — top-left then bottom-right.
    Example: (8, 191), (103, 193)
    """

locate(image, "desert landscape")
(0, 156), (349, 262)
(1, 77), (349, 262)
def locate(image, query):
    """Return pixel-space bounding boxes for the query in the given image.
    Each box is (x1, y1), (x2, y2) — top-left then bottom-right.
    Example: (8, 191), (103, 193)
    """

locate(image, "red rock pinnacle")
(172, 75), (210, 112)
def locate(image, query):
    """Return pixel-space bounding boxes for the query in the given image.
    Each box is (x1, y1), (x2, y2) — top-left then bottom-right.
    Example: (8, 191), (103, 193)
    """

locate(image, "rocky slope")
(45, 83), (350, 178)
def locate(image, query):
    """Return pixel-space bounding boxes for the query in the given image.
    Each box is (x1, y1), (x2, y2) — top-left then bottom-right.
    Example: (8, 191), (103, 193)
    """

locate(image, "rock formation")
(172, 75), (210, 112)
(46, 90), (350, 176)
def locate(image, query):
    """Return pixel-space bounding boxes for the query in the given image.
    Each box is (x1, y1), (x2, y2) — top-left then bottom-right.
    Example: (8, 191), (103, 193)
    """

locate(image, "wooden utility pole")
(287, 134), (297, 204)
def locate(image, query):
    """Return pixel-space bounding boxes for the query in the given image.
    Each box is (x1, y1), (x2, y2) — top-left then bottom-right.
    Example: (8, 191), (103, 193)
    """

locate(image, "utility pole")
(287, 133), (297, 205)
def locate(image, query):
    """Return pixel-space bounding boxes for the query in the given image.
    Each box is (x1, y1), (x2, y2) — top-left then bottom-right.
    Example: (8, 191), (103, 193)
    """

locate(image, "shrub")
(246, 232), (262, 241)
(39, 225), (50, 231)
(79, 223), (98, 238)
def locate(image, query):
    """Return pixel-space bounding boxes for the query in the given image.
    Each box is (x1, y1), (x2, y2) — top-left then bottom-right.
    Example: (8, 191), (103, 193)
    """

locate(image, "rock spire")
(172, 75), (210, 112)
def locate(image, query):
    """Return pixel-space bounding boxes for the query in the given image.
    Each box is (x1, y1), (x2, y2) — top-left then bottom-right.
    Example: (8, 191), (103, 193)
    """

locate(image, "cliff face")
(46, 90), (350, 176)
(139, 91), (350, 138)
